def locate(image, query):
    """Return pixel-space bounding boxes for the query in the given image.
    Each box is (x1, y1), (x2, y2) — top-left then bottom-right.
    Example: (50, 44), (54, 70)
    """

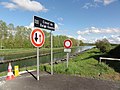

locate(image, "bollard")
(14, 65), (19, 77)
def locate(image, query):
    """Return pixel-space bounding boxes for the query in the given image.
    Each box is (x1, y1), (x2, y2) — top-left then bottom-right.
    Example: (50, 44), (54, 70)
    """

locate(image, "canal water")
(0, 46), (94, 72)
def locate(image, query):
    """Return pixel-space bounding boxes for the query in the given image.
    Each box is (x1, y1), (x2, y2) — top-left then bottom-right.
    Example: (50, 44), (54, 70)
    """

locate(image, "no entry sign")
(30, 28), (45, 47)
(64, 39), (72, 68)
(64, 39), (72, 49)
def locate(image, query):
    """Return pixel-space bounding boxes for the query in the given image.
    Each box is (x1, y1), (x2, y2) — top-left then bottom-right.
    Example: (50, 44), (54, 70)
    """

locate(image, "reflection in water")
(0, 56), (4, 61)
(75, 46), (95, 53)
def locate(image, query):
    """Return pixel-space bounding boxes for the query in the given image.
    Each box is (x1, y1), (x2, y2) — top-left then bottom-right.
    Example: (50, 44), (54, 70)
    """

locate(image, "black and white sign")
(34, 16), (55, 31)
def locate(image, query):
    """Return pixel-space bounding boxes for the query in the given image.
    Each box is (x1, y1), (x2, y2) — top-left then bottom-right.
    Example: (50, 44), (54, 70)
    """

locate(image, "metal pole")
(67, 53), (69, 68)
(1, 38), (2, 49)
(51, 31), (53, 75)
(99, 57), (101, 64)
(1, 34), (3, 49)
(37, 47), (39, 80)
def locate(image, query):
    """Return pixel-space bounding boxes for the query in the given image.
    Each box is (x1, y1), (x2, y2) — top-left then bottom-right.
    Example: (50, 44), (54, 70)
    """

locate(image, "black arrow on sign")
(34, 33), (38, 42)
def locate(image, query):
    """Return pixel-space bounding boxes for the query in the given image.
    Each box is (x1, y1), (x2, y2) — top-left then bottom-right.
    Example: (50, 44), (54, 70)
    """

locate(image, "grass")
(41, 48), (120, 81)
(0, 48), (36, 56)
(0, 46), (78, 56)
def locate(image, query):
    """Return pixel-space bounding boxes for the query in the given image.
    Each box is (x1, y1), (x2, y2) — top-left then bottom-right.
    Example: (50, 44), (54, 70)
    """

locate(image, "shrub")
(95, 38), (111, 53)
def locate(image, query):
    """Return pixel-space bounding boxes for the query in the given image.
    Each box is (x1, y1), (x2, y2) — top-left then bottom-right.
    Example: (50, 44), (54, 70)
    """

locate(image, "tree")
(79, 40), (84, 46)
(6, 23), (14, 48)
(0, 20), (8, 48)
(0, 20), (79, 48)
(95, 38), (111, 53)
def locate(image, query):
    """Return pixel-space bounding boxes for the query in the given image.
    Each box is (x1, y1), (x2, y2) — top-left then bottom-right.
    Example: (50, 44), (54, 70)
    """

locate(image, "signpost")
(64, 39), (72, 68)
(30, 28), (45, 80)
(33, 16), (55, 75)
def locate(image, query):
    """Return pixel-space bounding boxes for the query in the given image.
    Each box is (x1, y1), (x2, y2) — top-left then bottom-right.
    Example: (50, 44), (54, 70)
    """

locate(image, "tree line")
(0, 20), (78, 49)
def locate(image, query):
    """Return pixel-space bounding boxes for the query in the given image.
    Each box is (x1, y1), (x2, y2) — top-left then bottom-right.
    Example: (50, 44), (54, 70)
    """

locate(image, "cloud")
(25, 22), (34, 29)
(83, 0), (117, 9)
(88, 39), (97, 43)
(1, 0), (47, 12)
(108, 35), (120, 44)
(83, 35), (120, 44)
(77, 35), (86, 41)
(55, 23), (59, 30)
(58, 23), (64, 26)
(57, 17), (63, 21)
(67, 35), (74, 38)
(77, 27), (120, 44)
(77, 27), (120, 35)
(94, 0), (103, 3)
(89, 27), (101, 33)
(82, 3), (98, 9)
(77, 30), (89, 35)
(57, 17), (64, 26)
(91, 35), (120, 44)
(94, 0), (117, 5)
(103, 0), (117, 5)
(1, 2), (17, 10)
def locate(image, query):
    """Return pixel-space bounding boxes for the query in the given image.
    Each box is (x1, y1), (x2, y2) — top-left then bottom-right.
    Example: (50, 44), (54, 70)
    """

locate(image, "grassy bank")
(0, 46), (78, 56)
(41, 48), (120, 81)
(0, 48), (65, 56)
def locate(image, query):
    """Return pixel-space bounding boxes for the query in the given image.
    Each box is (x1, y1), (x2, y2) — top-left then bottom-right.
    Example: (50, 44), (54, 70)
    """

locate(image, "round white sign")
(64, 39), (72, 48)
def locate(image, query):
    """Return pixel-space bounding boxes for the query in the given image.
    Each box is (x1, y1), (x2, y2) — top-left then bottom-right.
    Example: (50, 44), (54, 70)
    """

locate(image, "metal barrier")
(99, 57), (120, 64)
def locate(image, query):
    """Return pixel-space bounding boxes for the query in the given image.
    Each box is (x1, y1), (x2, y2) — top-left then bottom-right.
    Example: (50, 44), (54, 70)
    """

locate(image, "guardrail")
(99, 57), (120, 64)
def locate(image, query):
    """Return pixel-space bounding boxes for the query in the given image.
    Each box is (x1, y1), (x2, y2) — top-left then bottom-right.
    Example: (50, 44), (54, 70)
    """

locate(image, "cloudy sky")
(0, 0), (120, 44)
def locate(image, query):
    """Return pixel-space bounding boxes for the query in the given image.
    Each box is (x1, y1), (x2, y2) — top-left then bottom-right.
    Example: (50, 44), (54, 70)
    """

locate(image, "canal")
(0, 46), (94, 72)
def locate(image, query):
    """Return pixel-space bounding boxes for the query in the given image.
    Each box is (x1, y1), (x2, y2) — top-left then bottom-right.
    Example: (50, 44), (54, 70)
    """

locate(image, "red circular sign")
(64, 39), (72, 48)
(30, 28), (45, 47)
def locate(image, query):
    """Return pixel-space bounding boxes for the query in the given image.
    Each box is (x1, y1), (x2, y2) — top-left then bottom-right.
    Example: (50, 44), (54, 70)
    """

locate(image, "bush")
(95, 38), (111, 53)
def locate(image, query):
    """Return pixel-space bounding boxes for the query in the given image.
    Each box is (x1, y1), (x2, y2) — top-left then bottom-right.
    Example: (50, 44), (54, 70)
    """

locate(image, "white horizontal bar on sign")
(100, 57), (120, 61)
(64, 49), (71, 53)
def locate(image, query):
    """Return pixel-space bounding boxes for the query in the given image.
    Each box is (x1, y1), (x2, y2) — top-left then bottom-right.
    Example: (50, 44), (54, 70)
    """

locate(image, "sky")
(0, 0), (120, 44)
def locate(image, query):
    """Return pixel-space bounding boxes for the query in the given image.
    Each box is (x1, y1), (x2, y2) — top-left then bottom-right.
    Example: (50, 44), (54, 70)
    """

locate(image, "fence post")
(99, 57), (101, 64)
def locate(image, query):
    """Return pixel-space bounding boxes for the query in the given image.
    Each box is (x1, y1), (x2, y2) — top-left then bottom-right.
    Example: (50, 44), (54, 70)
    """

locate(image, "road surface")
(0, 71), (120, 90)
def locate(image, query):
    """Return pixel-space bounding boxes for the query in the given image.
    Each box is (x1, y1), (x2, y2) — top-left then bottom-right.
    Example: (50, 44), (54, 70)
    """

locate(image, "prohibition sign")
(64, 39), (72, 49)
(30, 28), (45, 47)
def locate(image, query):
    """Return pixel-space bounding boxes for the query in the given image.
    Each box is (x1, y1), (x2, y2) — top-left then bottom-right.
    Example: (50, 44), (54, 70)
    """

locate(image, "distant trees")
(79, 40), (84, 46)
(95, 38), (111, 53)
(53, 35), (68, 48)
(0, 20), (78, 48)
